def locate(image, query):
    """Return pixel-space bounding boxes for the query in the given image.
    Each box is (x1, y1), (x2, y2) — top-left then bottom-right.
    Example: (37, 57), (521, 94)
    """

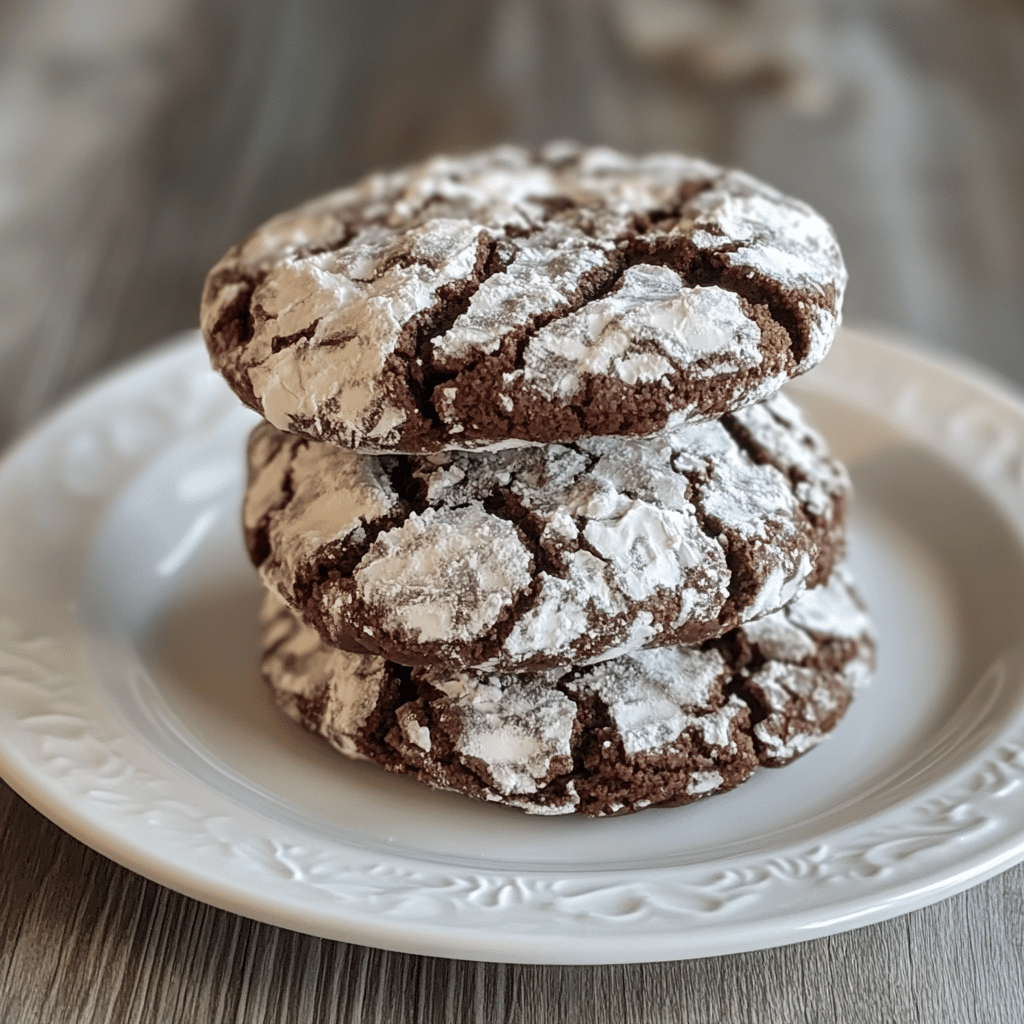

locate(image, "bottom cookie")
(261, 567), (875, 816)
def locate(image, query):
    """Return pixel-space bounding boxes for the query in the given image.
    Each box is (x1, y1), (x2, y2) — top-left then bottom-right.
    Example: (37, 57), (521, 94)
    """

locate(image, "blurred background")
(1, 0), (1022, 445)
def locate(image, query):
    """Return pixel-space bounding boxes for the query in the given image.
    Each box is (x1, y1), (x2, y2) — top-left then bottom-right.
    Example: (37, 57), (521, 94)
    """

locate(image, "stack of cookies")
(201, 143), (875, 816)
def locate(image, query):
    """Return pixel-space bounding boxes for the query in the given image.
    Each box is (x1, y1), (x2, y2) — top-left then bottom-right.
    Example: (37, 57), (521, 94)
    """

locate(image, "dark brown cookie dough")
(260, 565), (875, 816)
(244, 393), (849, 671)
(202, 143), (846, 454)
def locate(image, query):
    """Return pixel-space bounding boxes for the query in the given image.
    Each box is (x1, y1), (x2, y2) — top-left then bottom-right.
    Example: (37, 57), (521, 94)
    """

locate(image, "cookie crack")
(616, 233), (813, 368)
(379, 455), (425, 514)
(722, 673), (768, 742)
(481, 490), (568, 579)
(722, 409), (834, 516)
(289, 457), (415, 605)
(246, 439), (301, 570)
(720, 266), (815, 367)
(570, 531), (609, 570)
(356, 665), (419, 766)
(270, 317), (323, 354)
(405, 670), (583, 806)
(508, 252), (629, 372)
(717, 410), (844, 587)
(296, 504), (409, 607)
(416, 234), (627, 390)
(409, 184), (725, 389)
(558, 682), (623, 800)
(484, 576), (545, 662)
(479, 226), (796, 387)
(392, 236), (516, 433)
(204, 267), (269, 364)
(718, 412), (777, 469)
(291, 222), (358, 261)
(681, 472), (751, 626)
(626, 177), (718, 235)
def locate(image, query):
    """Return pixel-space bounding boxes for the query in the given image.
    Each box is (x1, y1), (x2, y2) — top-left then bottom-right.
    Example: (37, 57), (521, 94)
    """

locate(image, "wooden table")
(2, 0), (1024, 1019)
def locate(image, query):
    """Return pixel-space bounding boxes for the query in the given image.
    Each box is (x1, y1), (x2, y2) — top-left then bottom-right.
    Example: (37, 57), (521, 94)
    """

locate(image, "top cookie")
(202, 142), (846, 453)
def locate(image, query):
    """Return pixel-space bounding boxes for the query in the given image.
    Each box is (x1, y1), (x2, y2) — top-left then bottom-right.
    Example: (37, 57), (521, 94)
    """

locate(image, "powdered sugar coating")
(351, 504), (533, 646)
(245, 393), (848, 671)
(428, 673), (577, 797)
(568, 646), (733, 755)
(262, 602), (383, 762)
(204, 143), (846, 454)
(242, 424), (397, 602)
(260, 563), (875, 816)
(740, 565), (877, 764)
(511, 267), (763, 403)
(685, 176), (842, 369)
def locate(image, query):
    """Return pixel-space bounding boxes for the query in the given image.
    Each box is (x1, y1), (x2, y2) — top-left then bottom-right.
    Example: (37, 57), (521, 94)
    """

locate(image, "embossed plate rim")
(2, 329), (1024, 963)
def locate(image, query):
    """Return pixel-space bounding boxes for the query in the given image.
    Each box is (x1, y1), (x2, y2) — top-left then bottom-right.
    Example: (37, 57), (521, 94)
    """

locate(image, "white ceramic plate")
(3, 329), (1024, 964)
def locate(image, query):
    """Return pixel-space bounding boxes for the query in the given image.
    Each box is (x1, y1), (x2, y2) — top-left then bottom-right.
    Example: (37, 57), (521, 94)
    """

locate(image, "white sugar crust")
(435, 675), (577, 796)
(785, 564), (874, 645)
(433, 224), (615, 364)
(569, 647), (734, 755)
(514, 268), (763, 404)
(204, 143), (846, 452)
(261, 592), (382, 761)
(351, 504), (533, 646)
(244, 218), (483, 444)
(244, 430), (398, 602)
(685, 176), (844, 369)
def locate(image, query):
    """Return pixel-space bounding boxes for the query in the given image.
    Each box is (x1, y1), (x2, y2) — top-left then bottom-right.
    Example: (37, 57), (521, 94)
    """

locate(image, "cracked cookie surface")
(203, 143), (846, 454)
(244, 393), (849, 671)
(260, 565), (874, 816)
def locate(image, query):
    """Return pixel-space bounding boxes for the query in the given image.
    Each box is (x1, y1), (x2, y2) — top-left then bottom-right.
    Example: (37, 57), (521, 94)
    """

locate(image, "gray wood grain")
(4, 779), (1024, 1022)
(3, 0), (1024, 1020)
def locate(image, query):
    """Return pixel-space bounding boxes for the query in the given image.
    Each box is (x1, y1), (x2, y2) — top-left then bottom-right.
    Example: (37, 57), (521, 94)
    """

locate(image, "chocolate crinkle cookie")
(244, 393), (849, 672)
(202, 143), (846, 454)
(260, 565), (875, 817)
